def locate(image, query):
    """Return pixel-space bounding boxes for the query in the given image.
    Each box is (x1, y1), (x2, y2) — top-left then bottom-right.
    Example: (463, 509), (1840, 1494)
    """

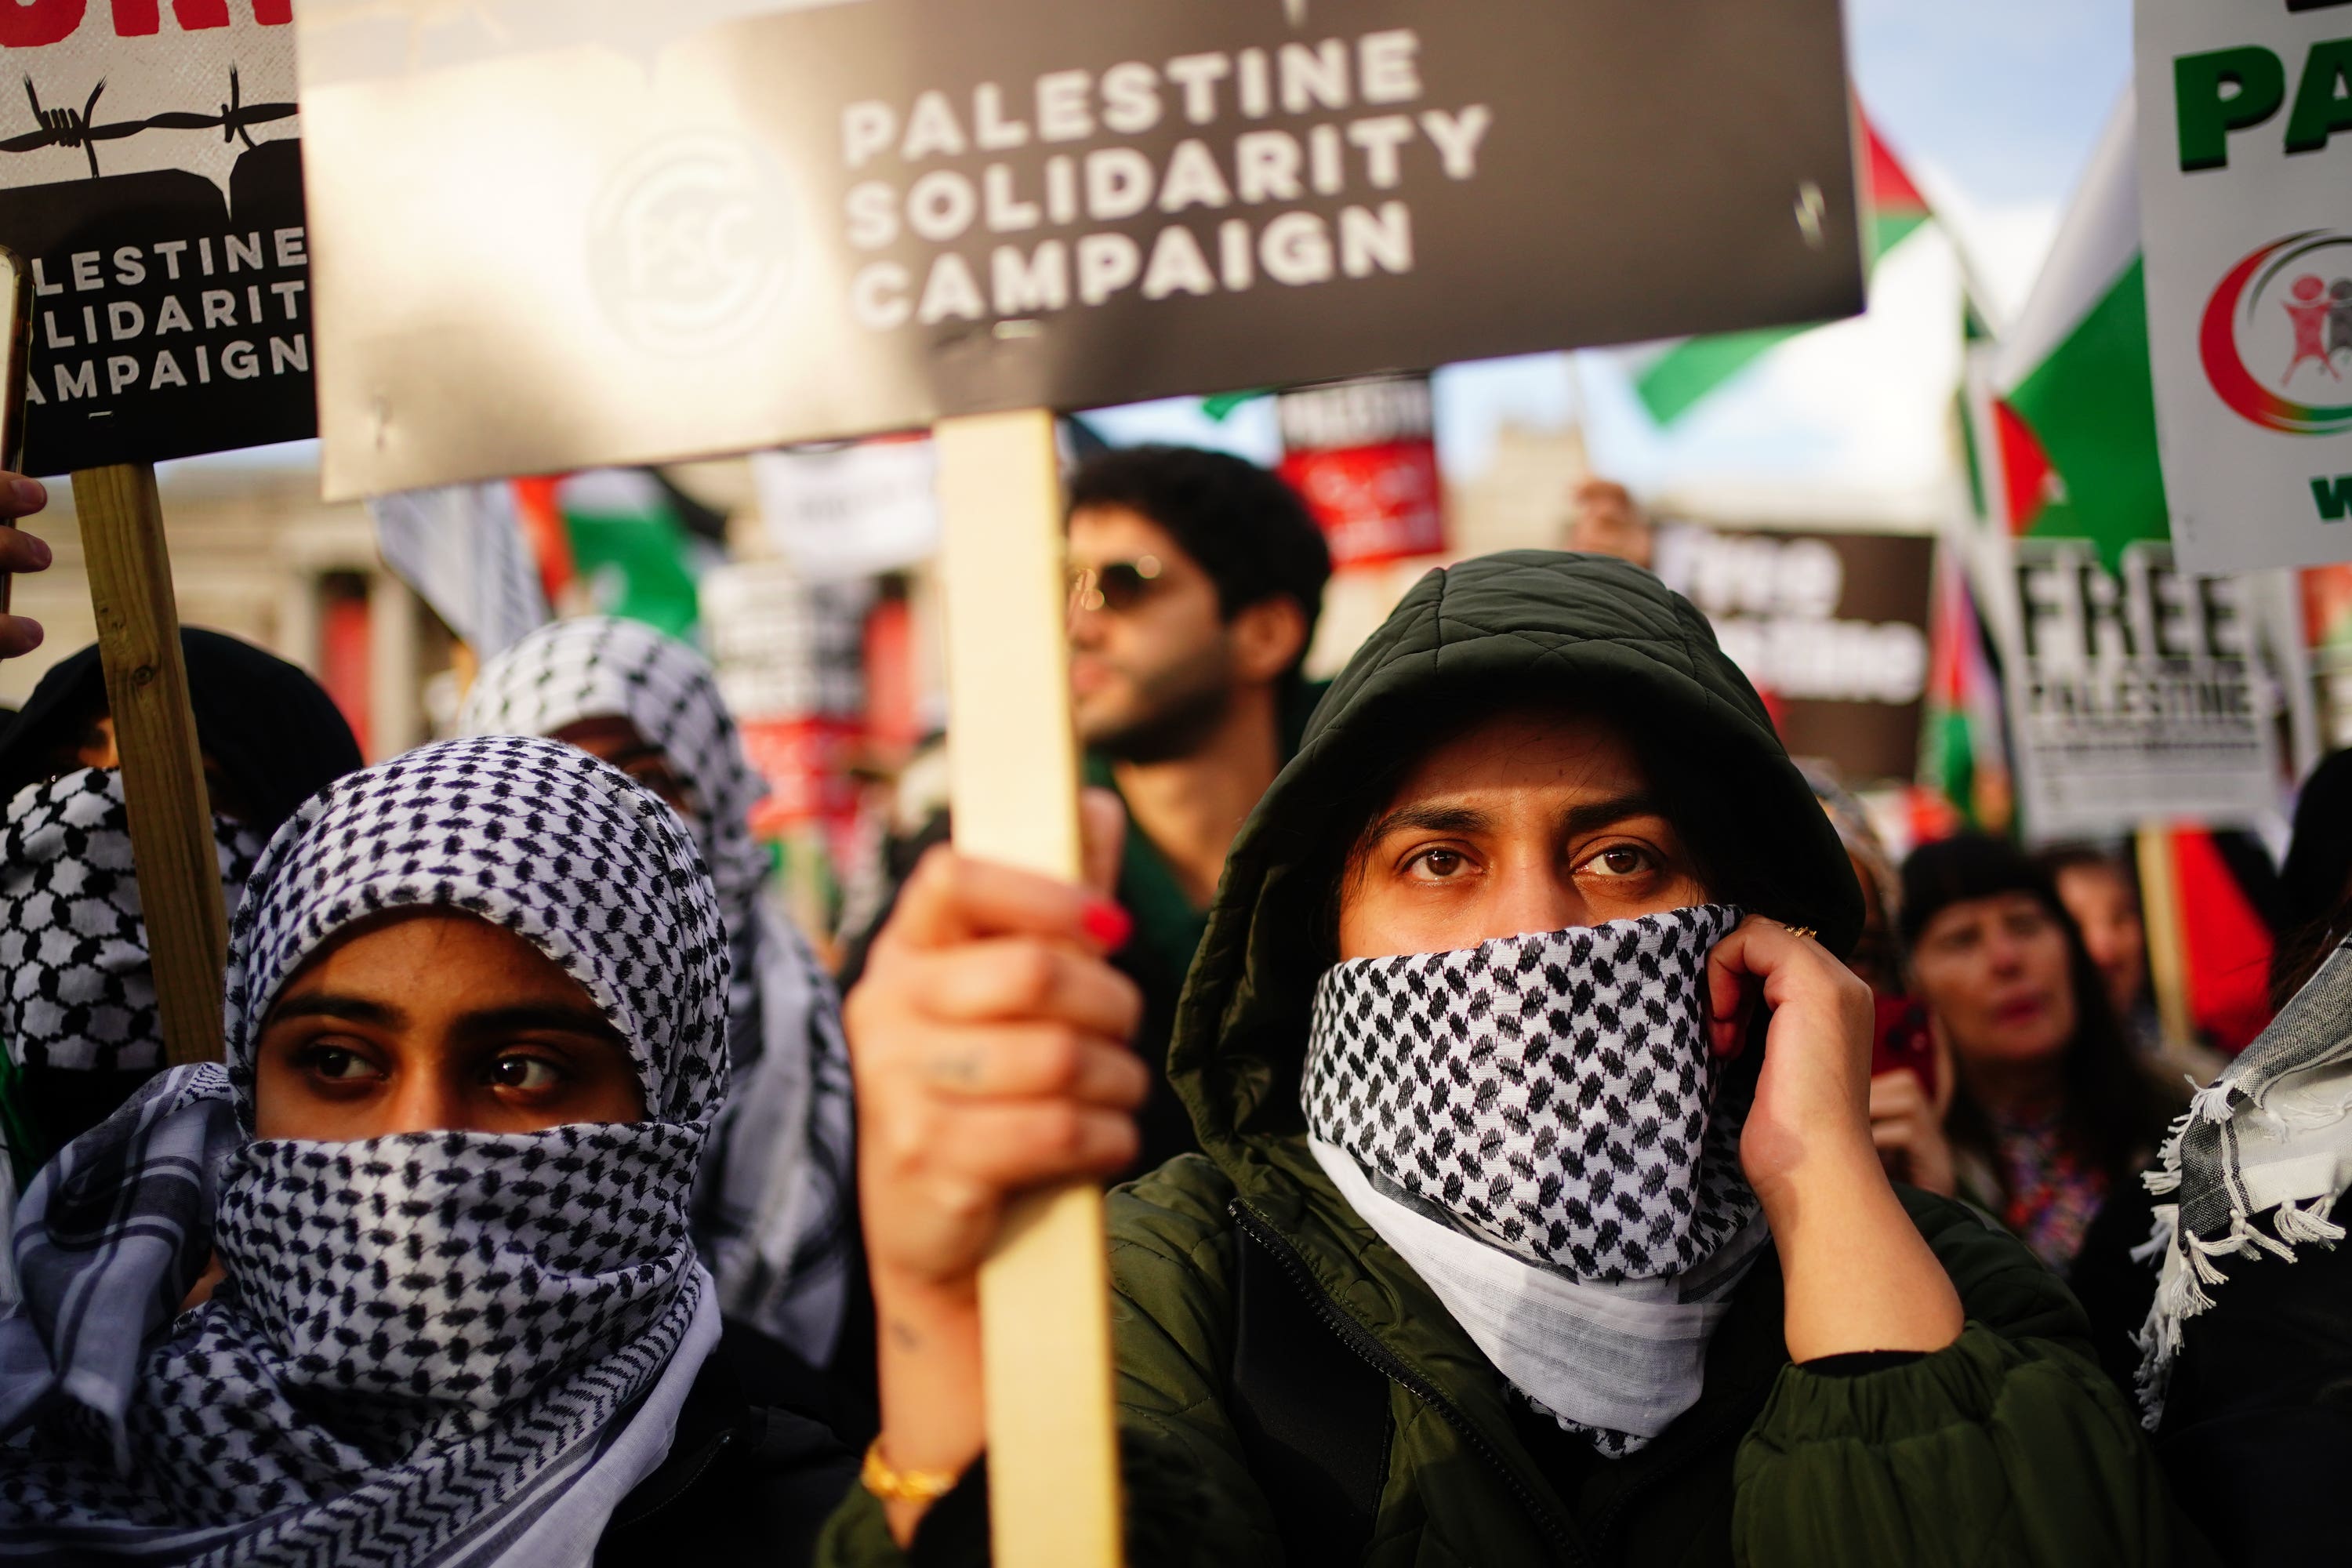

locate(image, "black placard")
(299, 0), (1867, 498)
(0, 140), (312, 474)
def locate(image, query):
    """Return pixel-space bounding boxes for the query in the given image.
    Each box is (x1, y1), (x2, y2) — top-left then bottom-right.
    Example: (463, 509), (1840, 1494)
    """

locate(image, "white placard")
(752, 438), (941, 582)
(2136, 0), (2352, 572)
(1998, 536), (2303, 840)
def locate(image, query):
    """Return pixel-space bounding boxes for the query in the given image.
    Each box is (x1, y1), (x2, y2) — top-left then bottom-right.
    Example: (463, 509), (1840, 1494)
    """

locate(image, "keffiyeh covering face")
(0, 768), (267, 1073)
(0, 736), (729, 1566)
(458, 617), (854, 1361)
(2136, 937), (2352, 1427)
(1304, 905), (1764, 1454)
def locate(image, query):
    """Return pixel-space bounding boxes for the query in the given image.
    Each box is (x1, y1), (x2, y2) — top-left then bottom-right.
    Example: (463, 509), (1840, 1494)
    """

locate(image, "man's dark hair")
(1068, 445), (1333, 673)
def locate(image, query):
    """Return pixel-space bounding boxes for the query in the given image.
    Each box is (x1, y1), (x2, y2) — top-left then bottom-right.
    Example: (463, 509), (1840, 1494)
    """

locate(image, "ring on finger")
(1777, 923), (1818, 942)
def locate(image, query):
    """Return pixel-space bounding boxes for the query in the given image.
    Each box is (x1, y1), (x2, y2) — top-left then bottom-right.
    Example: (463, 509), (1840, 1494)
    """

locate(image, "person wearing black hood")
(823, 554), (2200, 1566)
(2270, 748), (2352, 1010)
(0, 628), (364, 1167)
(1900, 836), (2176, 1269)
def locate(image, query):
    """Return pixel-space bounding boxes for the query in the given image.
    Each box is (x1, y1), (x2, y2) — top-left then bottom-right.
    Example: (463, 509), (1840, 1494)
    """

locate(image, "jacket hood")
(1167, 550), (1863, 1172)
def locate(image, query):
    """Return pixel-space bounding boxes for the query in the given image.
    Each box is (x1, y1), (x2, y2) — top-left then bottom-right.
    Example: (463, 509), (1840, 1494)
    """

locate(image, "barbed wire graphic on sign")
(0, 68), (295, 180)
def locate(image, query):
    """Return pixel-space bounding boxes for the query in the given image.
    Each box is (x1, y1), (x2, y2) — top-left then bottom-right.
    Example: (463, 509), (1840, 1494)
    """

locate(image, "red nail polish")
(1082, 902), (1133, 951)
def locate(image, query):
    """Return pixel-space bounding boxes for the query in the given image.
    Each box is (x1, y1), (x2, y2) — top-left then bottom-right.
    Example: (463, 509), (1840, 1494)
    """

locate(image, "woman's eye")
(1406, 848), (1470, 880)
(489, 1054), (564, 1093)
(303, 1045), (380, 1083)
(1584, 845), (1652, 878)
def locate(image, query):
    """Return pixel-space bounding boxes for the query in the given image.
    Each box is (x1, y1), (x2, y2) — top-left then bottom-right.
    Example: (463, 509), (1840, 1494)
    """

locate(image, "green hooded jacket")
(824, 553), (2206, 1567)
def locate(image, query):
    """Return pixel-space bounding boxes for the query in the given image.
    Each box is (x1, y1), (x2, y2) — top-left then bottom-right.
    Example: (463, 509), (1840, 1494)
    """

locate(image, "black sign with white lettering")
(297, 0), (1864, 499)
(0, 6), (308, 474)
(1654, 524), (1936, 784)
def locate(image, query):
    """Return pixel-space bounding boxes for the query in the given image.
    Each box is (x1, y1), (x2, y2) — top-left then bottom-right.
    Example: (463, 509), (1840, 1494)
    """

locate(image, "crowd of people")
(0, 450), (2347, 1564)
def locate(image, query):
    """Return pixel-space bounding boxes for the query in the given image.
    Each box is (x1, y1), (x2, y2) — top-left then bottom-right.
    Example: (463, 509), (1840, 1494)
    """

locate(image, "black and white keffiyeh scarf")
(2136, 937), (2352, 1427)
(459, 617), (854, 1362)
(0, 736), (731, 1566)
(1304, 905), (1765, 1454)
(0, 768), (268, 1075)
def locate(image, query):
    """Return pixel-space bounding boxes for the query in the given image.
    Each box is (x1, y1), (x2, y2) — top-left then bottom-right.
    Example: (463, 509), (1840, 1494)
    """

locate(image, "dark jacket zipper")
(1229, 1200), (1592, 1568)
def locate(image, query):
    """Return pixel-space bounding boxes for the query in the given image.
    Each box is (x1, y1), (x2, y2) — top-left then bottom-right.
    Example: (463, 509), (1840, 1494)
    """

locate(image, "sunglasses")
(1068, 554), (1165, 614)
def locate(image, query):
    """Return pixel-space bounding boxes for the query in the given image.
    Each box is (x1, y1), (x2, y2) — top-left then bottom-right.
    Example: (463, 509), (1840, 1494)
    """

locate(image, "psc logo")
(586, 133), (797, 358)
(2201, 230), (2352, 435)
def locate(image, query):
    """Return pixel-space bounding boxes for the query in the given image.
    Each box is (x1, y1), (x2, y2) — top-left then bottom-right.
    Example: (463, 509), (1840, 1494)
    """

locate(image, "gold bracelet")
(862, 1438), (963, 1505)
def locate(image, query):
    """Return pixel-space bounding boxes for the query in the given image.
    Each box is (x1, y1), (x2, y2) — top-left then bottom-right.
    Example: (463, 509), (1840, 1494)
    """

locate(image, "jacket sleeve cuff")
(815, 1460), (991, 1568)
(1757, 1323), (2034, 1443)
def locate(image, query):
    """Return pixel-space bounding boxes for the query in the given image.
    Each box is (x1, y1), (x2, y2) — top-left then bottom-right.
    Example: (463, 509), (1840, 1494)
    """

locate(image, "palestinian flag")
(1918, 543), (2012, 834)
(2165, 828), (2281, 1056)
(1988, 93), (2169, 569)
(1633, 109), (1932, 425)
(553, 469), (708, 640)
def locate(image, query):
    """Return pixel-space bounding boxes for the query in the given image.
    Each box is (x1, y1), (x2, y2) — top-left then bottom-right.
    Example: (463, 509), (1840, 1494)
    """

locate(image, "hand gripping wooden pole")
(935, 409), (1125, 1568)
(73, 462), (228, 1066)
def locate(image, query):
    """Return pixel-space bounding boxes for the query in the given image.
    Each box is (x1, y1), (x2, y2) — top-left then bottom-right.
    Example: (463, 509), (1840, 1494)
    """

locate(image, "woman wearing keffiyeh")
(458, 617), (856, 1370)
(0, 736), (852, 1566)
(820, 554), (2200, 1566)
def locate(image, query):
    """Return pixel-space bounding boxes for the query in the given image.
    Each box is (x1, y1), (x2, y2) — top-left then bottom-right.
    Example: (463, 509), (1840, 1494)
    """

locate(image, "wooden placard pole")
(935, 408), (1125, 1568)
(2135, 822), (2193, 1051)
(72, 461), (227, 1067)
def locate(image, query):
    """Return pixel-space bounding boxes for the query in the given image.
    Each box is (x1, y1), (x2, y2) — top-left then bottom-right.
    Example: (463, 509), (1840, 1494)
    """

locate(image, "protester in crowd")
(0, 470), (56, 1302)
(460, 616), (856, 1374)
(1802, 764), (1902, 997)
(0, 471), (52, 664)
(1803, 765), (1959, 1202)
(1564, 477), (1655, 569)
(0, 737), (857, 1564)
(2133, 933), (2352, 1565)
(0, 628), (364, 1167)
(1900, 836), (2176, 1274)
(848, 443), (1332, 1179)
(825, 554), (2192, 1566)
(2269, 747), (2352, 1009)
(2040, 843), (2156, 1038)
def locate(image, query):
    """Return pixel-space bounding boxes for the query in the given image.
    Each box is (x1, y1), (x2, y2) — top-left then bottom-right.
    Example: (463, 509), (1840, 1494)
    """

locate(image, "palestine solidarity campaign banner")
(0, 1), (314, 474)
(292, 0), (1864, 500)
(2136, 0), (2352, 572)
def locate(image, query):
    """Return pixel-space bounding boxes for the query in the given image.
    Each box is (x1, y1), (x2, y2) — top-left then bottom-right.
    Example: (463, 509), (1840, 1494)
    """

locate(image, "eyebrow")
(1360, 790), (1671, 848)
(1559, 792), (1671, 839)
(267, 994), (403, 1029)
(263, 996), (626, 1045)
(453, 1005), (629, 1045)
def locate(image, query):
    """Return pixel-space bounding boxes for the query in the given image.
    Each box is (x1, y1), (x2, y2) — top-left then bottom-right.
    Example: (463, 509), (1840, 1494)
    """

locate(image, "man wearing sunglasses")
(1062, 443), (1331, 1174)
(844, 444), (1327, 1178)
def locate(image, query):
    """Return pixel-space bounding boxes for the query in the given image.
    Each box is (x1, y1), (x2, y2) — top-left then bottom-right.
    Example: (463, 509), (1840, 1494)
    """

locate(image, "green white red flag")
(1633, 109), (1933, 425)
(1984, 93), (2170, 568)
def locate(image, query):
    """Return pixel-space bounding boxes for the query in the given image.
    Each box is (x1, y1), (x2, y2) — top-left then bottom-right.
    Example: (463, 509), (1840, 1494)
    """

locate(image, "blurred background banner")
(1994, 537), (2314, 841)
(0, 1), (314, 474)
(2135, 0), (2352, 573)
(1276, 376), (1444, 568)
(292, 0), (1863, 499)
(368, 484), (550, 661)
(753, 437), (942, 583)
(1653, 522), (1935, 784)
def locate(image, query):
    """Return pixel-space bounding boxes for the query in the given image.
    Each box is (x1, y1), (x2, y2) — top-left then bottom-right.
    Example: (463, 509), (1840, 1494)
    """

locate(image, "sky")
(1088, 0), (2140, 520)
